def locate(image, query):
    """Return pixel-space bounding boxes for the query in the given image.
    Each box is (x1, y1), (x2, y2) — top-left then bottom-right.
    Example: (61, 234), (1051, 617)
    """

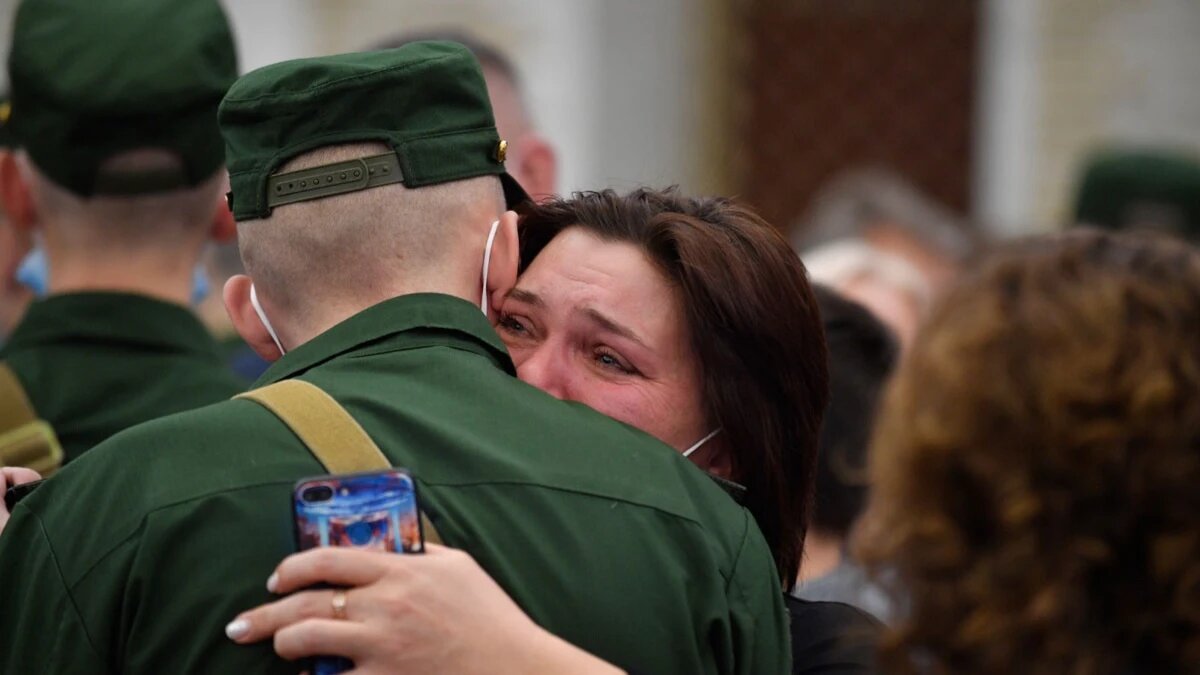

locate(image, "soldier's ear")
(224, 274), (283, 362)
(485, 210), (519, 322)
(209, 195), (236, 244)
(0, 151), (37, 233)
(208, 170), (236, 244)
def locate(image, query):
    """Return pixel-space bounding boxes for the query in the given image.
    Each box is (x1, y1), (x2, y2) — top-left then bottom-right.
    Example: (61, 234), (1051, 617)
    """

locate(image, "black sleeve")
(786, 595), (883, 675)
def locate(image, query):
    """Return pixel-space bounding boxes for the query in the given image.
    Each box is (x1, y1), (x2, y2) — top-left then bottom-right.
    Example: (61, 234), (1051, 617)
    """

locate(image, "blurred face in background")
(480, 64), (556, 200)
(496, 226), (710, 455)
(0, 148), (32, 337)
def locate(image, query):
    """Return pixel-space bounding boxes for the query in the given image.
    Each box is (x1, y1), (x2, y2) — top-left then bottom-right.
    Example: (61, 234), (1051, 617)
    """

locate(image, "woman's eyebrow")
(582, 307), (650, 350)
(506, 287), (545, 308)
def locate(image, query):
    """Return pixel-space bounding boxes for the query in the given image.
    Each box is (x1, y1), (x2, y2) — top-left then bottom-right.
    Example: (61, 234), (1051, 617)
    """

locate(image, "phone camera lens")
(302, 485), (334, 503)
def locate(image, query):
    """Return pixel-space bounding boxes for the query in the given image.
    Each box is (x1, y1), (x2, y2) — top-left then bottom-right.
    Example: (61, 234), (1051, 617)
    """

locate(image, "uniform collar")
(4, 292), (219, 357)
(255, 293), (515, 386)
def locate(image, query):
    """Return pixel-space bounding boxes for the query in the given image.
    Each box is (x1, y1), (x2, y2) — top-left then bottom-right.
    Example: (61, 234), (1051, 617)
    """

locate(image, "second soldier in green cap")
(0, 0), (245, 467)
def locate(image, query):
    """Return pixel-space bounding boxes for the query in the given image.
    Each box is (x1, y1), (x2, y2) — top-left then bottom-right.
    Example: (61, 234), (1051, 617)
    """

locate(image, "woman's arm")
(227, 544), (625, 675)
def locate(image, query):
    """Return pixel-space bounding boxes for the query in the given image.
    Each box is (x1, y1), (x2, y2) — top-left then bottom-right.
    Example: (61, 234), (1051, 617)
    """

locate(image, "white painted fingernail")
(225, 619), (249, 640)
(266, 572), (279, 593)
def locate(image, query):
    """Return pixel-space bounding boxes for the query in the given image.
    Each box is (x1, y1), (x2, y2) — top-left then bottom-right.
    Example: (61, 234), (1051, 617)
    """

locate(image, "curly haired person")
(857, 229), (1200, 675)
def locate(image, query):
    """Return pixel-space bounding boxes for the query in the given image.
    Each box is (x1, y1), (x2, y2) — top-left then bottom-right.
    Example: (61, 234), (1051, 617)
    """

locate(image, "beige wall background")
(976, 0), (1200, 234)
(0, 0), (731, 198)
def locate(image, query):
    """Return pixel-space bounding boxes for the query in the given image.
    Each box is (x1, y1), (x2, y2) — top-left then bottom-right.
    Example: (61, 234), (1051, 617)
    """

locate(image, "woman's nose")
(514, 346), (568, 400)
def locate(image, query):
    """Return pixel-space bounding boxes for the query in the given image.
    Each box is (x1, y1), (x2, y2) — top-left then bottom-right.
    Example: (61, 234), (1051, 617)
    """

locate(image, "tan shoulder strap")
(0, 362), (37, 432)
(0, 362), (63, 476)
(236, 380), (389, 474)
(236, 380), (442, 545)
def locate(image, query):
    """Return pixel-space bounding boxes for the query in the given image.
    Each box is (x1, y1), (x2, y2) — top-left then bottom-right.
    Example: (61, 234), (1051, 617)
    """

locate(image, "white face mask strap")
(250, 284), (286, 355)
(481, 219), (501, 316)
(682, 427), (722, 458)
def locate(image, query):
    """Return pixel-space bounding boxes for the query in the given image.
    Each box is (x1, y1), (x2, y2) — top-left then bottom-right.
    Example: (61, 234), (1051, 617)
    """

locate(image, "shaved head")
(19, 149), (224, 255)
(237, 142), (505, 327)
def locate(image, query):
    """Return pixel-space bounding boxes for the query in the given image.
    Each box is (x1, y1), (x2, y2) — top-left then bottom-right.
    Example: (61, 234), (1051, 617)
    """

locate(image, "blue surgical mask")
(16, 247), (211, 305)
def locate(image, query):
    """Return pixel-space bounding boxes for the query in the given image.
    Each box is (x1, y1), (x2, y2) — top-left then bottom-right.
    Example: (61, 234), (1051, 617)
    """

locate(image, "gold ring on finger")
(331, 590), (348, 620)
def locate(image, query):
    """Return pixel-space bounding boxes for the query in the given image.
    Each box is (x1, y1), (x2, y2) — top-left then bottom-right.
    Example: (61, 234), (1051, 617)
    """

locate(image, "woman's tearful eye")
(497, 314), (531, 337)
(595, 349), (636, 375)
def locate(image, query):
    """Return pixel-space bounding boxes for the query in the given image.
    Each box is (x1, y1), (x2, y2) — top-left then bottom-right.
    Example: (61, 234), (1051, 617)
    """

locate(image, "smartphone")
(4, 479), (45, 512)
(292, 469), (424, 675)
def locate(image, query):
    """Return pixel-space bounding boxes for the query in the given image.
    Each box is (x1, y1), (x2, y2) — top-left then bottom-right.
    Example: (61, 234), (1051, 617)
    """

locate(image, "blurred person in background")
(794, 285), (897, 624)
(372, 30), (557, 200)
(793, 168), (979, 346)
(0, 0), (245, 465)
(803, 240), (929, 350)
(857, 230), (1200, 675)
(229, 188), (883, 674)
(0, 97), (32, 342)
(1072, 147), (1200, 242)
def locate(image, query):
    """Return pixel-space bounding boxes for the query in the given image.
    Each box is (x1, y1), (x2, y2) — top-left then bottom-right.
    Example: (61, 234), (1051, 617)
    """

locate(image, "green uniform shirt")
(1, 292), (247, 461)
(0, 293), (788, 675)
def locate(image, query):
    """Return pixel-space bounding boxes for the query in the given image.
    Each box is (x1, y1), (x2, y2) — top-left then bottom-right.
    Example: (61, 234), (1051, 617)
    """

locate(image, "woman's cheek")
(582, 382), (683, 449)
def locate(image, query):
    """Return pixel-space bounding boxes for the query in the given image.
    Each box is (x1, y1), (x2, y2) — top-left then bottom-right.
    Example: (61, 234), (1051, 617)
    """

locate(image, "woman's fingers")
(273, 618), (372, 662)
(1, 467), (41, 488)
(227, 588), (358, 644)
(0, 467), (40, 531)
(420, 542), (451, 555)
(269, 547), (396, 594)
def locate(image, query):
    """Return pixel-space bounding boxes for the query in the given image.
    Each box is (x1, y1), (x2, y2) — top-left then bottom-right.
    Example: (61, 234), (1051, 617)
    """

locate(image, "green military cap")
(219, 41), (529, 221)
(1073, 148), (1200, 241)
(6, 0), (237, 196)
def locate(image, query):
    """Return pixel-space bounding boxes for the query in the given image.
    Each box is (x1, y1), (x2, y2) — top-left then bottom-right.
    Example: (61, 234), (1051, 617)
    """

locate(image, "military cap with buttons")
(220, 41), (528, 221)
(6, 0), (238, 196)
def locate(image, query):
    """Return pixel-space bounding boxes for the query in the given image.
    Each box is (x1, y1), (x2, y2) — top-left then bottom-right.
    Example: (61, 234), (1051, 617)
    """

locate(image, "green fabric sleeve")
(729, 509), (792, 675)
(0, 505), (110, 674)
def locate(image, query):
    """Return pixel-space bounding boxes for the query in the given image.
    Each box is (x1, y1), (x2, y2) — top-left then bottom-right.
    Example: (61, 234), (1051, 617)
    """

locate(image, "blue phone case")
(293, 469), (424, 674)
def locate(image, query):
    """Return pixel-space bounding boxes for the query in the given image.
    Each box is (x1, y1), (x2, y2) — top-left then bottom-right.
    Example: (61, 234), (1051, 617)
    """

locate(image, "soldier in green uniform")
(0, 0), (245, 463)
(0, 42), (789, 674)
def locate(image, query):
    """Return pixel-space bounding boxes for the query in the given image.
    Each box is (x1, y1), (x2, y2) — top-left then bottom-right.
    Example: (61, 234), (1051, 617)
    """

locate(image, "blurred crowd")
(0, 1), (1198, 675)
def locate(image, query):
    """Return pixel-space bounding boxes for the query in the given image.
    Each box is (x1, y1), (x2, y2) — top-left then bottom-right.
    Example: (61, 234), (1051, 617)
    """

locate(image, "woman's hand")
(226, 544), (624, 675)
(0, 467), (42, 533)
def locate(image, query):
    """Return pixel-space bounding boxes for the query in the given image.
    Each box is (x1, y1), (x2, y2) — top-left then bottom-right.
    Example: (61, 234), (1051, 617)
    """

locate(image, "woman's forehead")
(515, 228), (687, 345)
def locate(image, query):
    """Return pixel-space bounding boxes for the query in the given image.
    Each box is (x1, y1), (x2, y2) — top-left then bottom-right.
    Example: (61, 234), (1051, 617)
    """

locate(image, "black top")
(788, 594), (882, 674)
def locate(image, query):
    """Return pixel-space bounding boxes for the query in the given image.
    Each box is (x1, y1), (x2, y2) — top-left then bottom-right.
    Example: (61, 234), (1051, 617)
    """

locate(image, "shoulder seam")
(424, 479), (710, 531)
(26, 505), (110, 669)
(64, 479), (299, 588)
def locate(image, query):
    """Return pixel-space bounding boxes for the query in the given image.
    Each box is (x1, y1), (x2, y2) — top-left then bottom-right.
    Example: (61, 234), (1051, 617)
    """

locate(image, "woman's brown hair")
(518, 188), (829, 588)
(857, 230), (1200, 674)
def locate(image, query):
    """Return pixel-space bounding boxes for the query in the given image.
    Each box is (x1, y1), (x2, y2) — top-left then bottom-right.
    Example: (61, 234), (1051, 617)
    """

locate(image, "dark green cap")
(1073, 148), (1200, 241)
(219, 42), (529, 221)
(6, 0), (237, 196)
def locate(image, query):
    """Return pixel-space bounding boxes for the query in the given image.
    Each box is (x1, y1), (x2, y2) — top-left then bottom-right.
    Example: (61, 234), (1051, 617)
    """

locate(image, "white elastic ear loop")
(250, 284), (286, 355)
(682, 428), (722, 458)
(481, 219), (501, 316)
